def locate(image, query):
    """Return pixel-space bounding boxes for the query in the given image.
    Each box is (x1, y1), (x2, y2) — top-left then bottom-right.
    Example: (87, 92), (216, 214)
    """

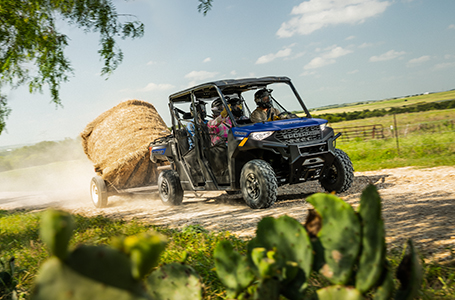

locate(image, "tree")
(0, 0), (144, 135)
(0, 0), (215, 135)
(197, 0), (214, 16)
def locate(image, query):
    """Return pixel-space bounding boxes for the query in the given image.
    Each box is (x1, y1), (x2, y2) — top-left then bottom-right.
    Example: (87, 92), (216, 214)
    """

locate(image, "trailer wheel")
(319, 149), (354, 193)
(90, 176), (108, 208)
(240, 159), (277, 209)
(158, 170), (183, 205)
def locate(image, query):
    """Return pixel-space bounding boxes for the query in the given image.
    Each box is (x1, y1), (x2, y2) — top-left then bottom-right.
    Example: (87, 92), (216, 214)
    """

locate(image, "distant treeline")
(0, 138), (86, 172)
(313, 99), (455, 123)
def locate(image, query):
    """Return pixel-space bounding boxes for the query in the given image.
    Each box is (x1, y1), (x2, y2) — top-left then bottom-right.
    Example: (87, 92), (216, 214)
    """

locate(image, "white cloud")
(346, 35), (356, 40)
(140, 82), (175, 92)
(277, 0), (392, 37)
(146, 61), (157, 66)
(203, 57), (211, 63)
(448, 24), (455, 30)
(304, 45), (353, 70)
(433, 62), (455, 70)
(347, 69), (359, 74)
(407, 55), (430, 66)
(300, 70), (317, 76)
(358, 42), (374, 48)
(256, 48), (292, 64)
(184, 70), (219, 81)
(369, 50), (406, 62)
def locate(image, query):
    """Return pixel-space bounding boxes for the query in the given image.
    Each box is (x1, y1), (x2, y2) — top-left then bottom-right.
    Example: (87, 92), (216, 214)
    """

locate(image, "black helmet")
(227, 97), (244, 118)
(211, 98), (223, 117)
(254, 88), (273, 109)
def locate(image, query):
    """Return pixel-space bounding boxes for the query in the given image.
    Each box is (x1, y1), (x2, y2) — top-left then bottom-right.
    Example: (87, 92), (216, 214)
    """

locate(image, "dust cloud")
(0, 144), (96, 211)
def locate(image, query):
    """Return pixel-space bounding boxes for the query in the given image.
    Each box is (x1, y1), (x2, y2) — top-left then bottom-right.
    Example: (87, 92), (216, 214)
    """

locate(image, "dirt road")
(1, 162), (454, 263)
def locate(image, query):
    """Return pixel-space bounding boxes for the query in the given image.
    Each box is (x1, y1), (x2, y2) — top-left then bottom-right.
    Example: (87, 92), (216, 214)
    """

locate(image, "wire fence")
(332, 117), (455, 154)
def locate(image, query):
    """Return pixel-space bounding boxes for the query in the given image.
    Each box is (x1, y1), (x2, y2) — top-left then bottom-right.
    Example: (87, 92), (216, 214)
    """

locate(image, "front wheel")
(158, 170), (183, 205)
(240, 160), (278, 209)
(90, 176), (108, 208)
(319, 149), (354, 193)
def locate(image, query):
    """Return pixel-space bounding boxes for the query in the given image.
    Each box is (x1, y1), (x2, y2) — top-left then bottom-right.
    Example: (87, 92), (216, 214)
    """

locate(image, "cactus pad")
(306, 193), (361, 285)
(355, 184), (386, 293)
(31, 257), (148, 300)
(316, 285), (363, 300)
(395, 239), (423, 300)
(39, 210), (74, 260)
(146, 263), (202, 300)
(214, 240), (255, 298)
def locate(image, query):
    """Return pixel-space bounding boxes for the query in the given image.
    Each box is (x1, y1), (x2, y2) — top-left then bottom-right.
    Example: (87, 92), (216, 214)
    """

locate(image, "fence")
(331, 124), (385, 141)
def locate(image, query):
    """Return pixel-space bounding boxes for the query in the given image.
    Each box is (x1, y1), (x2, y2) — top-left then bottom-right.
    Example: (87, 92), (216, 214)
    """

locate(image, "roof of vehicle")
(169, 76), (292, 102)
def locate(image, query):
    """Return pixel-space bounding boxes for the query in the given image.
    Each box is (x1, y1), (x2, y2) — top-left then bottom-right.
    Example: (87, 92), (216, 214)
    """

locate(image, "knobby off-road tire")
(319, 148), (354, 193)
(90, 176), (108, 208)
(158, 170), (184, 206)
(240, 159), (278, 209)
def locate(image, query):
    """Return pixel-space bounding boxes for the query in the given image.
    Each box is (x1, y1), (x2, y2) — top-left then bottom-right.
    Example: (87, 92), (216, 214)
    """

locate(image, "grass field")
(328, 109), (455, 171)
(1, 211), (454, 300)
(310, 89), (455, 115)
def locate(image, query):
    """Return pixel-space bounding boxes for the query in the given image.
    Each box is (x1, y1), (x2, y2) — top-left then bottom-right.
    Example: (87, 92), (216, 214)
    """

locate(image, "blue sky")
(1, 0), (455, 147)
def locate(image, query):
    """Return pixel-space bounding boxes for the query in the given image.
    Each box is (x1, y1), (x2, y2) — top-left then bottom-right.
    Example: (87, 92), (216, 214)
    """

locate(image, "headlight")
(320, 123), (327, 131)
(249, 131), (274, 140)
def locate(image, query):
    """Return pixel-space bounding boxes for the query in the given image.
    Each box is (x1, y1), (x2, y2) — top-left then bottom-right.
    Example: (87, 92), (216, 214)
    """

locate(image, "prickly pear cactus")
(254, 278), (280, 300)
(31, 257), (149, 300)
(372, 266), (394, 300)
(214, 240), (255, 299)
(122, 233), (167, 280)
(306, 193), (361, 285)
(250, 216), (313, 282)
(316, 285), (363, 300)
(395, 240), (423, 300)
(146, 263), (202, 300)
(39, 209), (74, 260)
(65, 245), (141, 293)
(356, 184), (386, 293)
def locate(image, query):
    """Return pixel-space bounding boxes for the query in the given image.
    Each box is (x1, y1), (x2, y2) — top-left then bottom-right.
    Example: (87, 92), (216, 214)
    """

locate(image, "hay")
(81, 100), (170, 190)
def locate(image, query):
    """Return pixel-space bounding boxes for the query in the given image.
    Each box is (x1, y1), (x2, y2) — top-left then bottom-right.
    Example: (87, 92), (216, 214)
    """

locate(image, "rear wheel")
(158, 170), (184, 205)
(319, 149), (354, 193)
(240, 160), (278, 209)
(90, 176), (108, 208)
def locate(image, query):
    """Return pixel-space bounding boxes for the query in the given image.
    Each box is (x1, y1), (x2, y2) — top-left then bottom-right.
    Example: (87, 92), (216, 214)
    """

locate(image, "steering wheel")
(277, 112), (298, 119)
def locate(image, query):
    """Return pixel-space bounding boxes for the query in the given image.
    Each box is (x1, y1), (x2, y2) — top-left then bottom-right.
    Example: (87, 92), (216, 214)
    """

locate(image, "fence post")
(393, 114), (400, 155)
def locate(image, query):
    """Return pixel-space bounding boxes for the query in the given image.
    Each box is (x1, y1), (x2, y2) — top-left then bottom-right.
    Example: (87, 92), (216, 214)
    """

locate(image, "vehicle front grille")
(275, 125), (321, 144)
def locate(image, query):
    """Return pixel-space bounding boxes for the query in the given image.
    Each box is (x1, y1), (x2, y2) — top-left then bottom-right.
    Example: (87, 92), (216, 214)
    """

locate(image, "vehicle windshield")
(240, 82), (303, 116)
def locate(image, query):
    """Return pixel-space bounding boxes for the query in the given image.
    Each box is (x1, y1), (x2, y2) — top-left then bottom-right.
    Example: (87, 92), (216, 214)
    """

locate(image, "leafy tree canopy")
(0, 0), (214, 136)
(0, 0), (145, 134)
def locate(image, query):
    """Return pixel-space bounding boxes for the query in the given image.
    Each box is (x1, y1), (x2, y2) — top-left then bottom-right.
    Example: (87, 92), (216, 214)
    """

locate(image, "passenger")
(207, 97), (245, 145)
(186, 101), (207, 149)
(250, 88), (281, 123)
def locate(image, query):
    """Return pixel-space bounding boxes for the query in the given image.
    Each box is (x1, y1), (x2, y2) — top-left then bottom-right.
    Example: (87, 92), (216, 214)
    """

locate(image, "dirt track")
(0, 162), (454, 263)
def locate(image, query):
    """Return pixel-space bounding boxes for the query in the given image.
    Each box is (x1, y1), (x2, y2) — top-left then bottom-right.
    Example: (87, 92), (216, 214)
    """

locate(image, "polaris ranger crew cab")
(150, 76), (354, 209)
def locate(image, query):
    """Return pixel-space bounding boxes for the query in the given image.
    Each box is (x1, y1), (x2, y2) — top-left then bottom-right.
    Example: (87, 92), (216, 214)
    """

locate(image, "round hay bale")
(80, 100), (170, 190)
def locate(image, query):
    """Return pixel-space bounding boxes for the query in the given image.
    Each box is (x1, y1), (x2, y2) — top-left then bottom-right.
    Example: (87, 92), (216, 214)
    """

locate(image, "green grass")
(311, 90), (455, 115)
(337, 131), (455, 171)
(0, 211), (242, 299)
(1, 210), (454, 299)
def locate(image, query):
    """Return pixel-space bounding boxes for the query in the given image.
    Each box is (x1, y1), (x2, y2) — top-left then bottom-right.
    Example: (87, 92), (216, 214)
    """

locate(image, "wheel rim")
(160, 178), (170, 200)
(245, 173), (260, 200)
(327, 165), (338, 183)
(91, 182), (99, 205)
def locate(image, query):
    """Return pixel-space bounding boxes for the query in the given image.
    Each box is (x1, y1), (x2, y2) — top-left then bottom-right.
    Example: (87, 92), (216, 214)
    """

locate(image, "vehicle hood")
(232, 117), (327, 138)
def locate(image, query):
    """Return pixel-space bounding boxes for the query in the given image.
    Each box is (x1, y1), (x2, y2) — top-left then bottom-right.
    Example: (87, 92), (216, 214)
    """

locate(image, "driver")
(250, 88), (281, 123)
